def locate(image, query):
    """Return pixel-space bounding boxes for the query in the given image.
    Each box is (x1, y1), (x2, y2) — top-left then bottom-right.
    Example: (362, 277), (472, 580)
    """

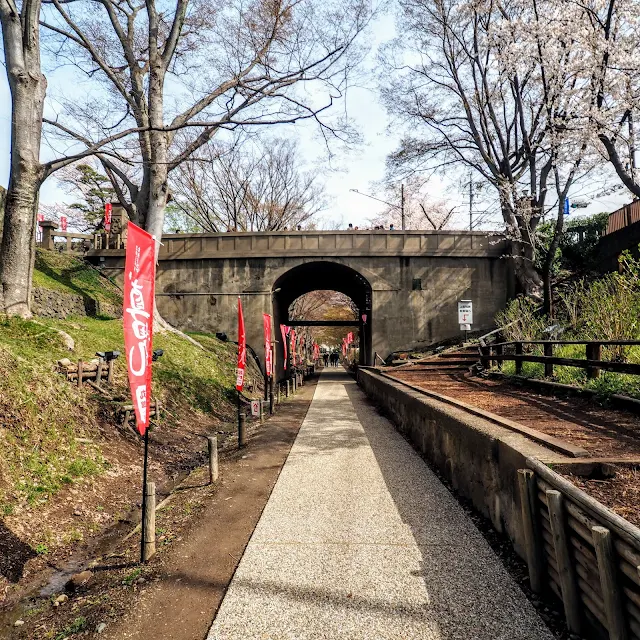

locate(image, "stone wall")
(357, 367), (564, 560)
(31, 287), (121, 319)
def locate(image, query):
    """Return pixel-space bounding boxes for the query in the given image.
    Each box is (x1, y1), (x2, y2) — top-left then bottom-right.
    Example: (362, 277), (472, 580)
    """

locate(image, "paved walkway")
(208, 370), (553, 639)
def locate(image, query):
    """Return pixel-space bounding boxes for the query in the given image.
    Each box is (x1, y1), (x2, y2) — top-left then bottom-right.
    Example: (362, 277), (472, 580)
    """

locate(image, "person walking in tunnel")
(323, 351), (329, 367)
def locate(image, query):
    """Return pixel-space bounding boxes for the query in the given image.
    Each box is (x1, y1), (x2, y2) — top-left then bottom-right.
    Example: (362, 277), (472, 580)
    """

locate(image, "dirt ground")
(0, 401), (253, 615)
(387, 370), (640, 458)
(386, 369), (640, 527)
(0, 380), (315, 640)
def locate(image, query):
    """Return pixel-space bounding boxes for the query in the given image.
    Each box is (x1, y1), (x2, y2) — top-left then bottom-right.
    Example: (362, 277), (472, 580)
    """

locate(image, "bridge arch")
(272, 261), (372, 372)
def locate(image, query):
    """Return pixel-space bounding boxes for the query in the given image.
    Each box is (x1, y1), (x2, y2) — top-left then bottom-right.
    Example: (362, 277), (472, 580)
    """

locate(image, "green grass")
(122, 568), (142, 586)
(55, 616), (87, 639)
(0, 315), (243, 511)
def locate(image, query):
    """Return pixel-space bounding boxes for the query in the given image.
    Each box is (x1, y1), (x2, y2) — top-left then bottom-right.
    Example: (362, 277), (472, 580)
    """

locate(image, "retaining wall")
(357, 367), (562, 559)
(31, 287), (121, 320)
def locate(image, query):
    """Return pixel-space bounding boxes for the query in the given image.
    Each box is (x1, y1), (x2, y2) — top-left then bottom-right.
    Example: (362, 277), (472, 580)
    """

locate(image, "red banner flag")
(280, 324), (288, 370)
(123, 222), (156, 436)
(290, 329), (296, 366)
(104, 202), (113, 232)
(236, 297), (246, 391)
(347, 331), (353, 344)
(60, 216), (68, 232)
(342, 338), (347, 356)
(263, 313), (273, 377)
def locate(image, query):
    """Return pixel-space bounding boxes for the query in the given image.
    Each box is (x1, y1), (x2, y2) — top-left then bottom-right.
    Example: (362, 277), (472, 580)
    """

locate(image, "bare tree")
(568, 0), (640, 198)
(171, 136), (326, 231)
(42, 0), (371, 256)
(0, 0), (134, 316)
(368, 177), (457, 230)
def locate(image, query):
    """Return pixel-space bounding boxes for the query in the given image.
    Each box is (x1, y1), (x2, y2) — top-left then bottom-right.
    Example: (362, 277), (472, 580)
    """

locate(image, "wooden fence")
(606, 201), (640, 235)
(58, 358), (116, 392)
(480, 340), (640, 378)
(521, 457), (640, 639)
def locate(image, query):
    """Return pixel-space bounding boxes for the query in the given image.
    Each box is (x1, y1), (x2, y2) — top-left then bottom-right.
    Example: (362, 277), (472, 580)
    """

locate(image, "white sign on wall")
(250, 400), (261, 417)
(458, 300), (473, 325)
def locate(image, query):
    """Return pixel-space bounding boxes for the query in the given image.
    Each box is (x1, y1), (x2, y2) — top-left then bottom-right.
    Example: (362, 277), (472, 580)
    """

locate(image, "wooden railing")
(38, 221), (124, 254)
(480, 340), (640, 378)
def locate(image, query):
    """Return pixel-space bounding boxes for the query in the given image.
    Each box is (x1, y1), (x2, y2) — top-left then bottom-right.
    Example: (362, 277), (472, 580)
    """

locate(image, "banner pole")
(140, 426), (149, 563)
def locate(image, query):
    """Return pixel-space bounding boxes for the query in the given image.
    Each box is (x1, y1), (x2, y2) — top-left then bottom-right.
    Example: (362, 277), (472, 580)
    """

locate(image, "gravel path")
(207, 370), (554, 639)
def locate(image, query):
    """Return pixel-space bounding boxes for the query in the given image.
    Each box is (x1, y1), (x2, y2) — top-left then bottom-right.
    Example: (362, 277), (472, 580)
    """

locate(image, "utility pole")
(401, 183), (405, 230)
(469, 172), (473, 232)
(630, 111), (637, 184)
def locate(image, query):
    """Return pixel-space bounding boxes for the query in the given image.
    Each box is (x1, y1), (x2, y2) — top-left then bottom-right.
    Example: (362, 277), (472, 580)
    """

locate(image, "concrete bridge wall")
(89, 230), (514, 377)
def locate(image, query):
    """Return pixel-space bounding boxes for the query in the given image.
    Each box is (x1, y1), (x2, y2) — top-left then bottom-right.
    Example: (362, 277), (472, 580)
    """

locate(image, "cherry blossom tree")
(381, 0), (598, 302)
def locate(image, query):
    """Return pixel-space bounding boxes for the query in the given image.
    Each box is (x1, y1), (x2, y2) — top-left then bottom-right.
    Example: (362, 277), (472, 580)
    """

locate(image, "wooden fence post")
(286, 380), (290, 398)
(269, 376), (275, 415)
(95, 360), (104, 388)
(518, 469), (544, 593)
(482, 344), (490, 368)
(77, 360), (84, 388)
(207, 436), (218, 484)
(546, 490), (582, 634)
(107, 359), (115, 385)
(515, 342), (523, 375)
(544, 343), (554, 377)
(592, 526), (627, 640)
(238, 412), (246, 448)
(495, 343), (503, 370)
(142, 482), (156, 562)
(586, 342), (601, 379)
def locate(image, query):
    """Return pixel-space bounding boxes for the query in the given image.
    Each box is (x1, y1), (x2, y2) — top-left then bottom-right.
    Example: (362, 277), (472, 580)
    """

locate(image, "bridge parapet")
(86, 229), (506, 260)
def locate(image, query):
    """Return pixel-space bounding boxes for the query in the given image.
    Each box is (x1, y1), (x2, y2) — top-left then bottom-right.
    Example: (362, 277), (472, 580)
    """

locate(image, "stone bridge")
(88, 229), (513, 378)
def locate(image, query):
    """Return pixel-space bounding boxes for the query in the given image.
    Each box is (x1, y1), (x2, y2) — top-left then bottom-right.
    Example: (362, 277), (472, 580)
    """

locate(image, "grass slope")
(0, 252), (256, 514)
(32, 250), (122, 309)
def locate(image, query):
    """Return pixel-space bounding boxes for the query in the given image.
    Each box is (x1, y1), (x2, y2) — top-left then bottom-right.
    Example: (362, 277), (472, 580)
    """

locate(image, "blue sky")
(0, 10), (629, 229)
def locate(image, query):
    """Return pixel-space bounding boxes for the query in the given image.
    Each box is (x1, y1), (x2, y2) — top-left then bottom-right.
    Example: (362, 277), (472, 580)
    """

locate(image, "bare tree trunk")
(0, 2), (47, 316)
(501, 199), (544, 299)
(542, 202), (565, 318)
(511, 239), (544, 299)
